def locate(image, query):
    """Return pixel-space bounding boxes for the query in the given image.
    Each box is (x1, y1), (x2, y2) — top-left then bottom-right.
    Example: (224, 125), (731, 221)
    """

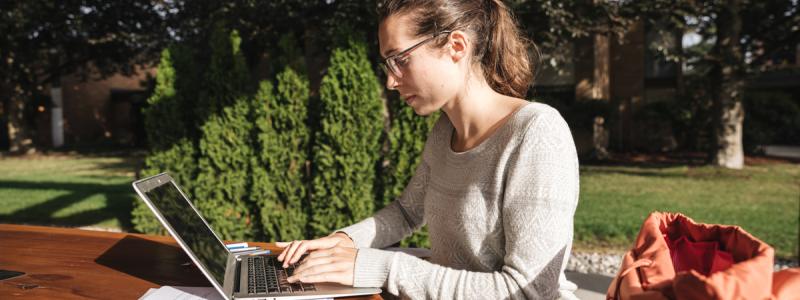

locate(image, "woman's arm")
(278, 154), (431, 267)
(337, 160), (430, 249)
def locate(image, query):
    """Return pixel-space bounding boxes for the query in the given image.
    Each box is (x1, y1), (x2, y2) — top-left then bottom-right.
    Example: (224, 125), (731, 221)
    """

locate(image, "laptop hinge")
(234, 259), (242, 294)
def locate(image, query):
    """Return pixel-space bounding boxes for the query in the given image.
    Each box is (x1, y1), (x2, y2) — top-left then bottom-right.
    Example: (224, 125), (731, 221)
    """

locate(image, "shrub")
(251, 67), (311, 241)
(192, 27), (257, 241)
(380, 94), (437, 247)
(133, 46), (198, 234)
(310, 39), (383, 237)
(194, 96), (257, 240)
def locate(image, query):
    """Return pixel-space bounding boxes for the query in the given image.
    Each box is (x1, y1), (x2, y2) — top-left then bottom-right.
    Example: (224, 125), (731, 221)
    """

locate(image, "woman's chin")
(412, 105), (435, 116)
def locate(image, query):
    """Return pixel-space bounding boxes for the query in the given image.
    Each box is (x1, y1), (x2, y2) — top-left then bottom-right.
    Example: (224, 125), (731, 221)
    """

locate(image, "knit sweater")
(338, 102), (580, 299)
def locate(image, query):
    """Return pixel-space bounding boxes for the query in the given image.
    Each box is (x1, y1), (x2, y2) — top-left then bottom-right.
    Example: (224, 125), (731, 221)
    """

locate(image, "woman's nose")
(385, 73), (399, 90)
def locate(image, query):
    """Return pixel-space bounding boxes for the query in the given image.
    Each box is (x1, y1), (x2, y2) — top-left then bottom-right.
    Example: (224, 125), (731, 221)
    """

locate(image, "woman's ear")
(448, 30), (469, 62)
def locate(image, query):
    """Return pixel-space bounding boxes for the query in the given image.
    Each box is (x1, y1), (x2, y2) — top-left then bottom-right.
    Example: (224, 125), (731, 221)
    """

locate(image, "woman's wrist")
(331, 231), (356, 248)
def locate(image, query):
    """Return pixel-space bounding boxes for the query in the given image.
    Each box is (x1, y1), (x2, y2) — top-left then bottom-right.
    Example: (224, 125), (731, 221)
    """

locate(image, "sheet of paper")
(138, 286), (223, 300)
(139, 286), (335, 300)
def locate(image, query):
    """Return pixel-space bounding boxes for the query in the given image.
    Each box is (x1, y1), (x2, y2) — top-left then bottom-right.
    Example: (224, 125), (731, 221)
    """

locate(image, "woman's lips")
(404, 95), (416, 105)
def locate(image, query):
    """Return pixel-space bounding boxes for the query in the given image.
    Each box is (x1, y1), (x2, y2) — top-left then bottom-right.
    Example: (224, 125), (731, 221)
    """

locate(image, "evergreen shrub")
(192, 27), (257, 240)
(252, 67), (311, 241)
(133, 46), (197, 234)
(310, 39), (383, 237)
(381, 96), (437, 247)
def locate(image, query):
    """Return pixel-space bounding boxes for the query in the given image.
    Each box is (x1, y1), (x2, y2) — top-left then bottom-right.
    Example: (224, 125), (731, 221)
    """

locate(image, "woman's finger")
(275, 241), (290, 248)
(287, 242), (310, 265)
(293, 255), (335, 275)
(288, 263), (352, 284)
(280, 241), (302, 266)
(302, 247), (334, 261)
(296, 270), (351, 285)
(278, 240), (300, 262)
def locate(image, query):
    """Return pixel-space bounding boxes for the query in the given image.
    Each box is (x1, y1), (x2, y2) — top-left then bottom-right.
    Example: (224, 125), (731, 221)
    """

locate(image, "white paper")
(138, 286), (224, 300)
(139, 286), (335, 300)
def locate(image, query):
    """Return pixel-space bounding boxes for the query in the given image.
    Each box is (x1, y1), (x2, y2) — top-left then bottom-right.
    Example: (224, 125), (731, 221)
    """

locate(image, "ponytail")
(379, 0), (537, 98)
(483, 0), (534, 98)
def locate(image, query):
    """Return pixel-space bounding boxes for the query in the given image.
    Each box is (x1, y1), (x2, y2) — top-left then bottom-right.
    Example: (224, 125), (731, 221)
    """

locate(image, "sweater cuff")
(336, 220), (375, 248)
(352, 248), (396, 288)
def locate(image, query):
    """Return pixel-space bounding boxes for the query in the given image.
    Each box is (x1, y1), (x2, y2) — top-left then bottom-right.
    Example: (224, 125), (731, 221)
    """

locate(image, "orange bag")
(606, 212), (800, 300)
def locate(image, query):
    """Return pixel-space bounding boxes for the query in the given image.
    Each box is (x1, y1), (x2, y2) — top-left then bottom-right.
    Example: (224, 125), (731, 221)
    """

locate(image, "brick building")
(30, 66), (155, 149)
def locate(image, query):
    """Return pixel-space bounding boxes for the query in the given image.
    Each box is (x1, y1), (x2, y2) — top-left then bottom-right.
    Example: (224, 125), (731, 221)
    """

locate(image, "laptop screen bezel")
(132, 173), (230, 299)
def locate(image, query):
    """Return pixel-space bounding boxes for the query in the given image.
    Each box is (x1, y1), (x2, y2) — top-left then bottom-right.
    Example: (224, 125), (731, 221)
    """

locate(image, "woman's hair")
(378, 0), (536, 98)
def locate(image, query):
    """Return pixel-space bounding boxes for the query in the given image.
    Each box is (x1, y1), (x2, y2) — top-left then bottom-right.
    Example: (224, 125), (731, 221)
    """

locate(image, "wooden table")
(0, 224), (380, 299)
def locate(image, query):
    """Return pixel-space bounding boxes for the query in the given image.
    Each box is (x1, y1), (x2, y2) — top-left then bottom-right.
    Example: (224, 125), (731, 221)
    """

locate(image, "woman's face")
(379, 14), (463, 116)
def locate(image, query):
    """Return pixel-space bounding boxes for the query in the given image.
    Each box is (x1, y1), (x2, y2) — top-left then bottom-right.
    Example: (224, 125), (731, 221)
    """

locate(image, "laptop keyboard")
(246, 255), (316, 294)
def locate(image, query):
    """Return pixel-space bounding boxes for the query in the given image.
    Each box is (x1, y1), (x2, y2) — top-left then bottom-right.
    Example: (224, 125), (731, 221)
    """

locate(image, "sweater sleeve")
(351, 108), (580, 299)
(336, 159), (430, 250)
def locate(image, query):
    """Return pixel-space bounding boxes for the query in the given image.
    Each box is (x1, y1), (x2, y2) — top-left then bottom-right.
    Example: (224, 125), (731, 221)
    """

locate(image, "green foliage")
(133, 25), (438, 246)
(310, 39), (383, 237)
(194, 96), (257, 241)
(195, 24), (250, 122)
(275, 34), (307, 77)
(251, 68), (311, 241)
(192, 25), (257, 241)
(380, 96), (438, 247)
(133, 47), (197, 234)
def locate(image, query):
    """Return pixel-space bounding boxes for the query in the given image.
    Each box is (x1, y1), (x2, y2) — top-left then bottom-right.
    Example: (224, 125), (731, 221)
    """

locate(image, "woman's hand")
(286, 246), (357, 286)
(275, 232), (355, 268)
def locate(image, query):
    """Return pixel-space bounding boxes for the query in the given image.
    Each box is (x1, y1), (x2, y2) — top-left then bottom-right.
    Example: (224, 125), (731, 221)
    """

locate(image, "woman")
(278, 0), (580, 298)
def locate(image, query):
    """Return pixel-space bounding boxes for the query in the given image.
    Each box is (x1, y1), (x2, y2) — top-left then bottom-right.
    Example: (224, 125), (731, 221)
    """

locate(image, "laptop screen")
(144, 180), (228, 285)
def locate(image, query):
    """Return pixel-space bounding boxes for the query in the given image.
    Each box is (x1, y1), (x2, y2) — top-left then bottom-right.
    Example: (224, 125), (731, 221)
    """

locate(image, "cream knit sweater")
(338, 103), (580, 299)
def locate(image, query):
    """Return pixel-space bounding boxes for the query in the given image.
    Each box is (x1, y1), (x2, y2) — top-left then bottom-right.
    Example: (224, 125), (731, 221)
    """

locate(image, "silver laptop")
(133, 173), (381, 300)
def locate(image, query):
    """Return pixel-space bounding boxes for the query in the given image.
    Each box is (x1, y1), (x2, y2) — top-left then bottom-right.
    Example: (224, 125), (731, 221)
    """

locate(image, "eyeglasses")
(380, 31), (452, 79)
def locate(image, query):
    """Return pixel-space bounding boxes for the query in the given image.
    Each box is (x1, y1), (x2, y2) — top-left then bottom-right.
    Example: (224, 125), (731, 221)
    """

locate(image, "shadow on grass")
(0, 180), (135, 231)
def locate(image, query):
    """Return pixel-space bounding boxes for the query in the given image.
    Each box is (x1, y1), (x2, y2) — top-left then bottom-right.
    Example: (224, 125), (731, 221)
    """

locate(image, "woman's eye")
(396, 56), (410, 67)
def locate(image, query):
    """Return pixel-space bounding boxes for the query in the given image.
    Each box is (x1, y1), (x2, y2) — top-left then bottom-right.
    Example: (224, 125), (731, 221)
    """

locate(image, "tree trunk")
(710, 0), (745, 169)
(6, 93), (35, 154)
(1, 80), (35, 154)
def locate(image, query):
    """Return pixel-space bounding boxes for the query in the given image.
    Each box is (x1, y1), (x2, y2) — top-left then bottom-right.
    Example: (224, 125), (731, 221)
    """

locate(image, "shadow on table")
(95, 235), (212, 287)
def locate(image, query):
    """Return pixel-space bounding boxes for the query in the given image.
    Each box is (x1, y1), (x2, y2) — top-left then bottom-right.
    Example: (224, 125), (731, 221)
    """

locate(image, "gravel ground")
(567, 251), (799, 276)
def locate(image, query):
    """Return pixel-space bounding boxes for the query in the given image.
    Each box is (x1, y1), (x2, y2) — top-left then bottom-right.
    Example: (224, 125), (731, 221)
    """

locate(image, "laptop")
(132, 173), (381, 300)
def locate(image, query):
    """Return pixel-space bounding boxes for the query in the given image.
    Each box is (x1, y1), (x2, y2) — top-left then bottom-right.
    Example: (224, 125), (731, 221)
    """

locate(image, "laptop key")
(245, 256), (317, 294)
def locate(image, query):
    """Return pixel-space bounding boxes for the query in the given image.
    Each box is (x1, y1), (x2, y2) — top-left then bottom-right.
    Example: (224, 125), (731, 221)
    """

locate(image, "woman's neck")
(442, 80), (525, 152)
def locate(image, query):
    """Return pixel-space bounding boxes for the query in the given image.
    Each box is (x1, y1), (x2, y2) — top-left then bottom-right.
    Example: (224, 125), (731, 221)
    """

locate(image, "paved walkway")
(566, 271), (613, 300)
(764, 145), (800, 160)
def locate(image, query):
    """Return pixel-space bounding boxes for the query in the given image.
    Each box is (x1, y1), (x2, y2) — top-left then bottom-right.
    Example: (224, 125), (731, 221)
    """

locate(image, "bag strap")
(611, 258), (654, 300)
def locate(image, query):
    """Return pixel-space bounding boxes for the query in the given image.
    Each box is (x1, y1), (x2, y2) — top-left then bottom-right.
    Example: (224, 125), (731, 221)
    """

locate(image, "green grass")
(0, 154), (141, 231)
(575, 163), (800, 260)
(1, 153), (797, 260)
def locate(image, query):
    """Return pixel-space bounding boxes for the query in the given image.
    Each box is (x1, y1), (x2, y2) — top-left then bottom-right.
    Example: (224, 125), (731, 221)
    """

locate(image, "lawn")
(1, 153), (797, 260)
(575, 162), (800, 260)
(0, 153), (141, 231)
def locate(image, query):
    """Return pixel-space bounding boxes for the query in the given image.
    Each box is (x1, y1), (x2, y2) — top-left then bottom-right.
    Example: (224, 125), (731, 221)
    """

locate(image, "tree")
(0, 0), (168, 152)
(192, 27), (257, 240)
(513, 0), (635, 72)
(310, 39), (384, 237)
(621, 0), (800, 168)
(132, 46), (199, 234)
(377, 94), (438, 247)
(251, 67), (311, 242)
